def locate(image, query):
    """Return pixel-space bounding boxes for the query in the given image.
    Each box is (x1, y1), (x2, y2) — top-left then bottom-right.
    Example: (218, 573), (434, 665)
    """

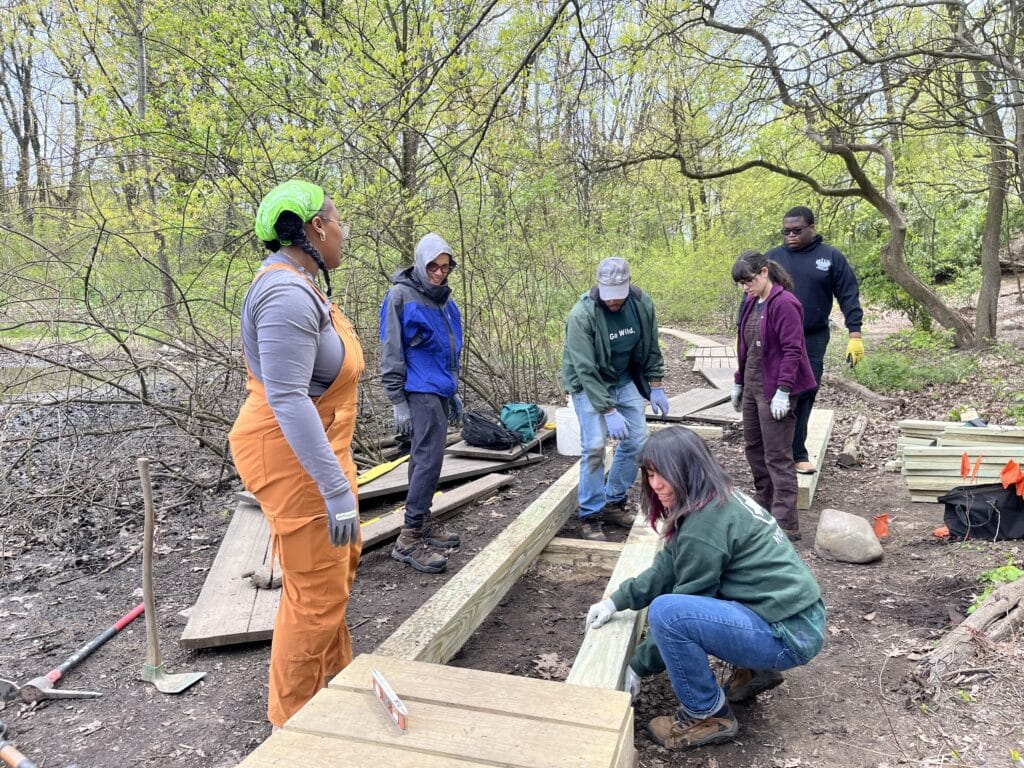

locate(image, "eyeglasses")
(318, 217), (351, 239)
(426, 262), (454, 275)
(781, 227), (806, 236)
(738, 275), (760, 286)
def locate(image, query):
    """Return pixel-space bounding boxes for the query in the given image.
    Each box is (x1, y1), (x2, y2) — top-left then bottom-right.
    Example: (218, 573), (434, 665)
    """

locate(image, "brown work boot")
(598, 499), (636, 528)
(423, 518), (460, 549)
(646, 703), (738, 750)
(724, 667), (785, 703)
(392, 527), (448, 573)
(580, 516), (607, 542)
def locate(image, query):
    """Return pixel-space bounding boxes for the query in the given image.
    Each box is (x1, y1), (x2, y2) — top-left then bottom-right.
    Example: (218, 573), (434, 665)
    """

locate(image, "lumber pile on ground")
(898, 422), (1024, 502)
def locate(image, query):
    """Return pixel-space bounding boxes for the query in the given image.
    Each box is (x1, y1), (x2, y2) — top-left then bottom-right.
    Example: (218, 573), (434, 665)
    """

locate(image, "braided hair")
(262, 209), (333, 297)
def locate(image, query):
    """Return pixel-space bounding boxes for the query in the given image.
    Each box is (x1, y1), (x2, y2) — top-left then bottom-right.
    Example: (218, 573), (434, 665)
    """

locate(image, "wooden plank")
(902, 446), (1024, 459)
(286, 687), (623, 768)
(905, 477), (998, 492)
(180, 502), (276, 649)
(657, 327), (721, 347)
(360, 473), (513, 550)
(537, 537), (623, 570)
(648, 422), (723, 440)
(685, 345), (735, 359)
(685, 400), (742, 424)
(445, 425), (554, 461)
(374, 453), (603, 663)
(798, 409), (834, 510)
(939, 425), (1024, 444)
(238, 729), (491, 768)
(695, 365), (735, 391)
(332, 654), (629, 732)
(358, 452), (543, 501)
(645, 388), (729, 421)
(567, 512), (663, 691)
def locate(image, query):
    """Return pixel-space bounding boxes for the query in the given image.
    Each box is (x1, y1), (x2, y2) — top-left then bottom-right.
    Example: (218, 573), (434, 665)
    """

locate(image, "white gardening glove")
(770, 389), (790, 420)
(325, 488), (359, 546)
(624, 665), (641, 703)
(585, 598), (617, 631)
(731, 384), (743, 412)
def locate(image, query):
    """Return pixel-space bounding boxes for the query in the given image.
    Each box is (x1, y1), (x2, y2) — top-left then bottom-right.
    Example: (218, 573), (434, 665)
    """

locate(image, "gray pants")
(404, 392), (448, 530)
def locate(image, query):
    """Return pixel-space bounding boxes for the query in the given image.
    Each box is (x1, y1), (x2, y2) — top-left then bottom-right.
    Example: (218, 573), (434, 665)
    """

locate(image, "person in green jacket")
(585, 426), (825, 750)
(561, 257), (670, 542)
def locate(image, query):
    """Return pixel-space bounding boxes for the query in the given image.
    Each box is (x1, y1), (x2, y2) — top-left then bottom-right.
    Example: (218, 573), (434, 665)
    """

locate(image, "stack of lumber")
(893, 420), (955, 467)
(901, 424), (1024, 502)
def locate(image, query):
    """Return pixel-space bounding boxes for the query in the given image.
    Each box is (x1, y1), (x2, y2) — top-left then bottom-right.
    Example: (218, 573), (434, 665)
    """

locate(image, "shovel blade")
(142, 663), (206, 694)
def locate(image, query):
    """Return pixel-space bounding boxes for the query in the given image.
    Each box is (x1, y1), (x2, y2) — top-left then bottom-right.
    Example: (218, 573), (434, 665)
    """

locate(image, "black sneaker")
(646, 702), (738, 749)
(724, 667), (785, 702)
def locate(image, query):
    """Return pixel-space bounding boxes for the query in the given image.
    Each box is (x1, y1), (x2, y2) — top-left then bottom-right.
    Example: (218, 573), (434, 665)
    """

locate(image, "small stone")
(814, 508), (884, 563)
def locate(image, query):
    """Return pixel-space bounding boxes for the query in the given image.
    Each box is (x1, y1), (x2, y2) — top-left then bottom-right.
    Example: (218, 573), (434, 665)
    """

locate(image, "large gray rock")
(814, 507), (884, 563)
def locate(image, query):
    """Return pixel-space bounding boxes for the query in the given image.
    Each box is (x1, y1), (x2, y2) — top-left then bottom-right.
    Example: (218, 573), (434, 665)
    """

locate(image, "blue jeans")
(572, 381), (648, 518)
(647, 594), (804, 718)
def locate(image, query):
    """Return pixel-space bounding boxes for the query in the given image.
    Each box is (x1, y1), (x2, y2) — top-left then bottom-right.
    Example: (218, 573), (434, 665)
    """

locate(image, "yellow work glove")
(846, 337), (865, 368)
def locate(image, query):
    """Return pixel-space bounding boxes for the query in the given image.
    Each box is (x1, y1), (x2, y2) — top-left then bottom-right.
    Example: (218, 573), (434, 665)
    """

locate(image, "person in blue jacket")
(764, 206), (864, 474)
(380, 233), (464, 573)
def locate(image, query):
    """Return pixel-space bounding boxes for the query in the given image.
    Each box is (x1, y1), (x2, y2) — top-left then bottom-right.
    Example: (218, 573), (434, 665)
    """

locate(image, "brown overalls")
(228, 263), (364, 727)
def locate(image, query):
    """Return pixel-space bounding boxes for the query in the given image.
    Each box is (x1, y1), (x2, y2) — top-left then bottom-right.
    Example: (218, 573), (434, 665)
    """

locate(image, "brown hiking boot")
(598, 499), (636, 528)
(580, 517), (607, 542)
(646, 703), (738, 750)
(724, 667), (785, 703)
(423, 519), (460, 549)
(392, 527), (448, 573)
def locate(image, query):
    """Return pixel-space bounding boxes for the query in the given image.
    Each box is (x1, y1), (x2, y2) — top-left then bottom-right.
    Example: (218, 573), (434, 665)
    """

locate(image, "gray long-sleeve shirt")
(240, 253), (350, 503)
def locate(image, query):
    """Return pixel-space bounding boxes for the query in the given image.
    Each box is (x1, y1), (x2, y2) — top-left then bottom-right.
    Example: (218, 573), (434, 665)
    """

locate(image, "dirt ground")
(2, 308), (1024, 767)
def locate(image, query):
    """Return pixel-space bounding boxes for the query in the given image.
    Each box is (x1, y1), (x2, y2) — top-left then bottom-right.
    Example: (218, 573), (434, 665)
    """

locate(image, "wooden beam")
(180, 502), (276, 649)
(798, 408), (834, 510)
(566, 513), (663, 691)
(644, 388), (729, 421)
(647, 422), (723, 440)
(374, 452), (605, 663)
(657, 327), (720, 347)
(537, 537), (623, 571)
(358, 452), (544, 501)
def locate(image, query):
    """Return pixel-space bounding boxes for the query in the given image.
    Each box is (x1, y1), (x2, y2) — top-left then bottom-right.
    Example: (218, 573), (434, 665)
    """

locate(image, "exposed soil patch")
(2, 320), (1023, 767)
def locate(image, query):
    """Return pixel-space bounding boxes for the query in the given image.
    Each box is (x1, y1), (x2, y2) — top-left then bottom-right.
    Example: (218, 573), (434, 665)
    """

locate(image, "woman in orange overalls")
(228, 180), (363, 728)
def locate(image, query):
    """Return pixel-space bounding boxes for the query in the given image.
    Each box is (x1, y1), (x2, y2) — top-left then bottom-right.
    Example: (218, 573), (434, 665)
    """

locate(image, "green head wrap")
(254, 180), (325, 245)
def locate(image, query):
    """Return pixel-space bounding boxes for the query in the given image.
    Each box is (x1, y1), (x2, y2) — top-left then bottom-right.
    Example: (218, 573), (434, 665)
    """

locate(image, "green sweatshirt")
(561, 286), (664, 414)
(611, 490), (824, 677)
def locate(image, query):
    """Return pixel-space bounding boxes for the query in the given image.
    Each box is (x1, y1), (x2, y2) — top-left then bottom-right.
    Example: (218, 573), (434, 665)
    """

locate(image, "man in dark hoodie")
(380, 233), (463, 573)
(561, 257), (670, 542)
(764, 207), (864, 474)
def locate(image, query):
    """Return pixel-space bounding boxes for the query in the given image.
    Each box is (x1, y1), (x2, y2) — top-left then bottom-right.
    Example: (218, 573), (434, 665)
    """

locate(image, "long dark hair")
(731, 249), (793, 293)
(263, 209), (332, 297)
(639, 427), (734, 537)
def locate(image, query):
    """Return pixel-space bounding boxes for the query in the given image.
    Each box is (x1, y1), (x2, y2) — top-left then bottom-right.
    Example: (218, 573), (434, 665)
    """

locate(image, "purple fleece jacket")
(735, 283), (817, 400)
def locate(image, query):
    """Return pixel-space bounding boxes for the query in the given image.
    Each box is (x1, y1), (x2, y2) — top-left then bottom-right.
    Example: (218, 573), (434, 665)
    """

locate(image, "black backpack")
(938, 482), (1024, 541)
(461, 409), (523, 450)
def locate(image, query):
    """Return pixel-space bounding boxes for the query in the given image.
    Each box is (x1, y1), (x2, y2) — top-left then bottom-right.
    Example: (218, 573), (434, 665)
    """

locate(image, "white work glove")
(326, 488), (359, 546)
(603, 409), (629, 440)
(649, 387), (670, 417)
(731, 384), (743, 412)
(770, 389), (790, 420)
(392, 400), (412, 435)
(624, 665), (641, 703)
(585, 598), (617, 631)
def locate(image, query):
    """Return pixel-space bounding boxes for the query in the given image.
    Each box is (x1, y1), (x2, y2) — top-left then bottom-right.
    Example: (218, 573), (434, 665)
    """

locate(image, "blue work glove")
(731, 383), (743, 412)
(624, 665), (641, 703)
(649, 387), (670, 417)
(770, 389), (790, 420)
(326, 487), (359, 546)
(603, 409), (629, 440)
(392, 400), (412, 436)
(585, 597), (617, 631)
(448, 392), (464, 427)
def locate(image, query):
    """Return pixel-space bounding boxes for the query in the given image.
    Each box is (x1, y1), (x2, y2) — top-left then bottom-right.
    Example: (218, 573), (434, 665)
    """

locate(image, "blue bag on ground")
(500, 403), (546, 441)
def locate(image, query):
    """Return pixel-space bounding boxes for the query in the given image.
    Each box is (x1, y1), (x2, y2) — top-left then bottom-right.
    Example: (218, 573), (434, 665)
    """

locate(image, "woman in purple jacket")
(731, 251), (816, 540)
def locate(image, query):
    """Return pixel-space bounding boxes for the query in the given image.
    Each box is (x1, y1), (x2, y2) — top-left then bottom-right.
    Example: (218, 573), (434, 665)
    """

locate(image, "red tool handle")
(47, 603), (145, 684)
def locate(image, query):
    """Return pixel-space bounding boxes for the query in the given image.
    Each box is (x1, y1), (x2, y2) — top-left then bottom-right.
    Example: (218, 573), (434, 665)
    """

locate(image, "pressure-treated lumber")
(358, 452), (543, 500)
(647, 422), (723, 439)
(537, 537), (623, 571)
(838, 414), (869, 468)
(938, 424), (1024, 446)
(644, 388), (729, 421)
(180, 502), (276, 649)
(566, 514), (663, 691)
(798, 409), (834, 510)
(374, 452), (604, 663)
(240, 653), (635, 768)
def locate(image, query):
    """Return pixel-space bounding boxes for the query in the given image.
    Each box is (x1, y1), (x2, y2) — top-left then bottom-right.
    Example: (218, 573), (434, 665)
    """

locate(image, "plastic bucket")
(555, 407), (582, 456)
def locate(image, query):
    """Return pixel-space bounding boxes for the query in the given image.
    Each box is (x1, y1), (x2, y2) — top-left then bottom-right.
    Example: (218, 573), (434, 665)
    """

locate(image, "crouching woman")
(585, 426), (825, 750)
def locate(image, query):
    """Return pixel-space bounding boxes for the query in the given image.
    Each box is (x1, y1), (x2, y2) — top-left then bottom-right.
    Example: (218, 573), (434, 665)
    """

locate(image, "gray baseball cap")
(596, 257), (630, 300)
